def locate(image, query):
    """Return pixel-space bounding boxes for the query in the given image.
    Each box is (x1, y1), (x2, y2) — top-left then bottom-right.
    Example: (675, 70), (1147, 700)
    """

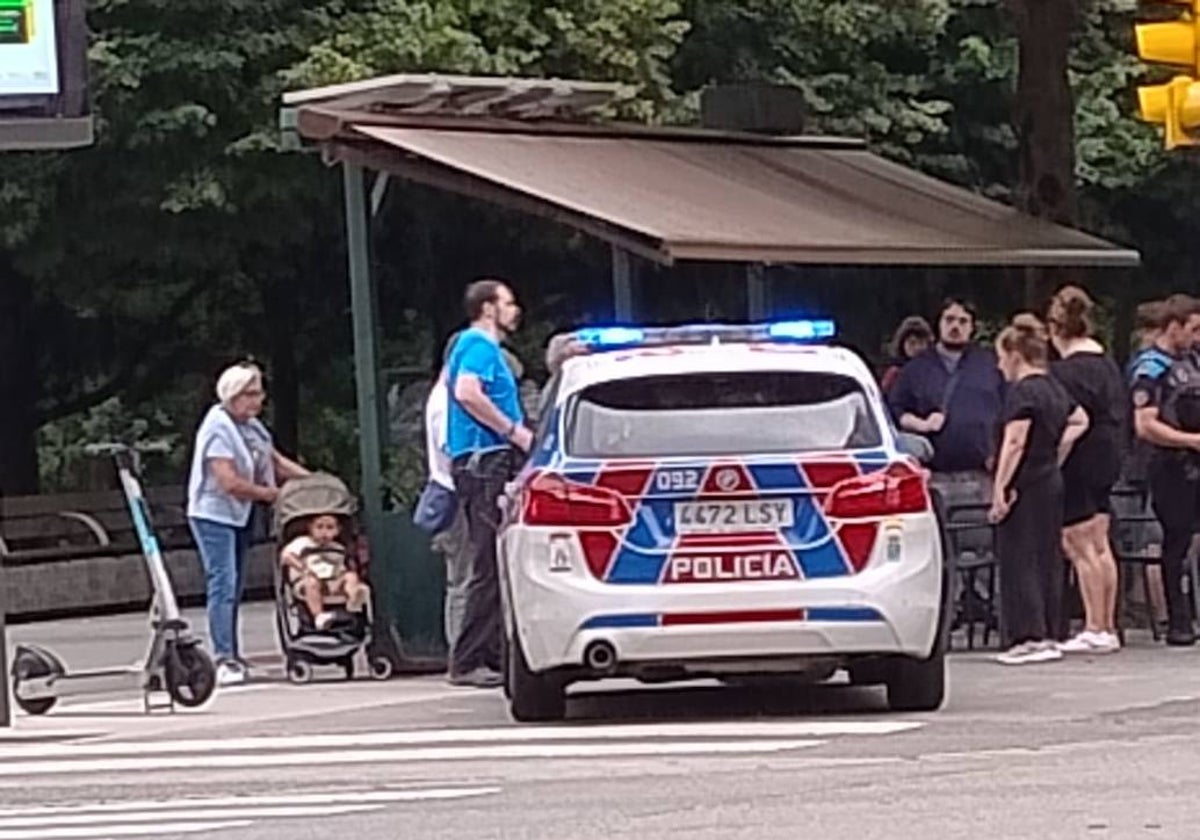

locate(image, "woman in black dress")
(989, 314), (1090, 666)
(1048, 286), (1127, 654)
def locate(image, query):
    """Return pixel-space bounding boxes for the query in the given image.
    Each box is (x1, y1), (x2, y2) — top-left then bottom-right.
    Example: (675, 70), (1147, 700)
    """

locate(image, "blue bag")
(413, 480), (458, 535)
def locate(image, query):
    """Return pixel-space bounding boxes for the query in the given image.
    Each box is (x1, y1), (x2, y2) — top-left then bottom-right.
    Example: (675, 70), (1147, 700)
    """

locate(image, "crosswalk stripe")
(0, 720), (919, 760)
(0, 804), (381, 830)
(0, 820), (253, 840)
(0, 788), (501, 819)
(0, 738), (825, 777)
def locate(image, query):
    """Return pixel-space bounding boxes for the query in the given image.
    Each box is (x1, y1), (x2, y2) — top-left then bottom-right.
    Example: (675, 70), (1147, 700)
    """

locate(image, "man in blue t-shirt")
(444, 278), (531, 687)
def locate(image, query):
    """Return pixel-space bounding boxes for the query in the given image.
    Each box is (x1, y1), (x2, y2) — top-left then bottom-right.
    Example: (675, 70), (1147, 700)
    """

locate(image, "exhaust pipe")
(583, 640), (618, 675)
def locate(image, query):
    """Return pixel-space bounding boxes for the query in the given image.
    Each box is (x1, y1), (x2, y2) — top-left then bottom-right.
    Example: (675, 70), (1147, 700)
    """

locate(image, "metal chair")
(941, 501), (1000, 650)
(1108, 484), (1165, 641)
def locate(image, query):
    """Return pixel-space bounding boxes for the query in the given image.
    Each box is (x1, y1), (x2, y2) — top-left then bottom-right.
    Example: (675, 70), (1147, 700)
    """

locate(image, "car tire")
(884, 644), (946, 712)
(847, 659), (891, 686)
(886, 568), (950, 713)
(508, 630), (566, 723)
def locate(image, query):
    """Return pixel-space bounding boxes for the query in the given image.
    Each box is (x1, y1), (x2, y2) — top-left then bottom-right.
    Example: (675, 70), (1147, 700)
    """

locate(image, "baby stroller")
(274, 474), (393, 684)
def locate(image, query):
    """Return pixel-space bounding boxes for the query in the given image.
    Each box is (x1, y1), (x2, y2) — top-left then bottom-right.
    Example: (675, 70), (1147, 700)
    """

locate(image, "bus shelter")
(281, 74), (1140, 668)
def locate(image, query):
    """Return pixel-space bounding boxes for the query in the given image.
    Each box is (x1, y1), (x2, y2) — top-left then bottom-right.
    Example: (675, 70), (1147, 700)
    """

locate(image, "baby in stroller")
(281, 513), (370, 630)
(275, 473), (392, 683)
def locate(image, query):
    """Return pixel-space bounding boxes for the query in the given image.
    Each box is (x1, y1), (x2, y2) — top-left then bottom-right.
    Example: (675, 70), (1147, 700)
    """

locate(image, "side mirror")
(896, 432), (934, 465)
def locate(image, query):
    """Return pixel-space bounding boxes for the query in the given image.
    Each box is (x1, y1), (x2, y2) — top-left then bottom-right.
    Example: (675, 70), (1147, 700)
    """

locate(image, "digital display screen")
(0, 0), (59, 95)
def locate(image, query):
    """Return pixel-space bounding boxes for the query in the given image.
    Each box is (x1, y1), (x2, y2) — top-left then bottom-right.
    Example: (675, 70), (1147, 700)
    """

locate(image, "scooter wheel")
(287, 660), (314, 685)
(164, 643), (216, 708)
(369, 656), (394, 681)
(12, 651), (57, 716)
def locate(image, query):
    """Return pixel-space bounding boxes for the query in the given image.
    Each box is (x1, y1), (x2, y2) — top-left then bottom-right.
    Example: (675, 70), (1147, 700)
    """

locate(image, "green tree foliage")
(286, 0), (690, 119)
(4, 0), (1197, 496)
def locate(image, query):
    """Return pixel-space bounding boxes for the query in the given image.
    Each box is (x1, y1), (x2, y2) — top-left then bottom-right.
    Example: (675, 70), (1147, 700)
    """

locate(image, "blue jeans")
(189, 517), (250, 662)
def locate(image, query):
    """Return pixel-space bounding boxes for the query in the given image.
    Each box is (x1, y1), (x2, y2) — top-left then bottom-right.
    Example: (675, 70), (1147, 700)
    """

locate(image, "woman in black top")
(989, 314), (1089, 666)
(1048, 286), (1127, 655)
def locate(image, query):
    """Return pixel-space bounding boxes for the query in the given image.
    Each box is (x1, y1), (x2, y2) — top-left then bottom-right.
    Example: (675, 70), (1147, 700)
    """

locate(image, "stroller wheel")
(342, 657), (355, 681)
(369, 655), (394, 681)
(287, 659), (314, 685)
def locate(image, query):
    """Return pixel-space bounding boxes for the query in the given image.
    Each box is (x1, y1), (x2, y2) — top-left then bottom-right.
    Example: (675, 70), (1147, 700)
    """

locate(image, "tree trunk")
(0, 267), (41, 495)
(1008, 0), (1079, 307)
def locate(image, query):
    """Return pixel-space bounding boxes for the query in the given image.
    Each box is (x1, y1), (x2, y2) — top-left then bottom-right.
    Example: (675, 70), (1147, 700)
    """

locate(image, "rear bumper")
(500, 518), (943, 674)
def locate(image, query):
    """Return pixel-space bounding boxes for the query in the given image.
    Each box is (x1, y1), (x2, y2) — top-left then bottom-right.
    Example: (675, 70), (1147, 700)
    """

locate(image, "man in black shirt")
(1132, 294), (1200, 645)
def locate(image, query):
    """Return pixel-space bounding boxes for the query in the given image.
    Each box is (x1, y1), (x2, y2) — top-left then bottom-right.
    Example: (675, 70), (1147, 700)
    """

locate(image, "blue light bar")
(766, 319), (837, 341)
(571, 319), (837, 352)
(575, 326), (647, 348)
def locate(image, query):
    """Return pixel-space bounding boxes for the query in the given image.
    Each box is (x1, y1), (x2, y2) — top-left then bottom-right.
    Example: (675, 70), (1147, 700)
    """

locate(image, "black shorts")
(1062, 477), (1113, 526)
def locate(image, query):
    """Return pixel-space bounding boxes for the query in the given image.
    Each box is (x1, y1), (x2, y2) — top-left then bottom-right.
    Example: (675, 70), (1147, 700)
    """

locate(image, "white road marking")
(0, 820), (252, 840)
(0, 788), (501, 819)
(0, 738), (825, 777)
(0, 787), (504, 840)
(0, 720), (920, 760)
(0, 804), (380, 830)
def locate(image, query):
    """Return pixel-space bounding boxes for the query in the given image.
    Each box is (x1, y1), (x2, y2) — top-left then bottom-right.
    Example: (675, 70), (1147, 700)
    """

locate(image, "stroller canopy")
(275, 473), (358, 533)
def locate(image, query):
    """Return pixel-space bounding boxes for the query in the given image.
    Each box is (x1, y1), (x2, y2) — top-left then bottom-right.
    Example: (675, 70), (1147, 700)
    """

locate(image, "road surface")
(4, 609), (1199, 839)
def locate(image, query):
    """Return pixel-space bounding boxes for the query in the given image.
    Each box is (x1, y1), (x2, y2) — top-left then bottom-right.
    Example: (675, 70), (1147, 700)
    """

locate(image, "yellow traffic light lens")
(1136, 20), (1198, 67)
(1139, 83), (1170, 122)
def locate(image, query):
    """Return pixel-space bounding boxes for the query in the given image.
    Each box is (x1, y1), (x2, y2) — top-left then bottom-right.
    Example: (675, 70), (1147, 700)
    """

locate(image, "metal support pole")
(343, 163), (385, 532)
(612, 245), (633, 320)
(0, 558), (9, 727)
(747, 263), (768, 320)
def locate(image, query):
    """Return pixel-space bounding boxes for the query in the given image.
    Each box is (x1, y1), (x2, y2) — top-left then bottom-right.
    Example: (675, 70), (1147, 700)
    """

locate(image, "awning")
(298, 110), (1139, 268)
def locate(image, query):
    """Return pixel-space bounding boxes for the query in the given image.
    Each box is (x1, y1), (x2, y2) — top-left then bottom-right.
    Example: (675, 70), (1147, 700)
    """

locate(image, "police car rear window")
(564, 371), (881, 458)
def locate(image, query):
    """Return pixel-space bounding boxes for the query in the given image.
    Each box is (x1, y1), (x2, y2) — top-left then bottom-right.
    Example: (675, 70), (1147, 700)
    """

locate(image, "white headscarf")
(215, 364), (261, 407)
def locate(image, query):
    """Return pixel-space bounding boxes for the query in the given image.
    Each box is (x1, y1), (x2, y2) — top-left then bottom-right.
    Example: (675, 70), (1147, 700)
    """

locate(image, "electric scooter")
(10, 442), (217, 715)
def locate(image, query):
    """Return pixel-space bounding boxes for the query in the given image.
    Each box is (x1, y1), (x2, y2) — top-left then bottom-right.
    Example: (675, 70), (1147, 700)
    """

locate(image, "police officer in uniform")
(1132, 294), (1200, 645)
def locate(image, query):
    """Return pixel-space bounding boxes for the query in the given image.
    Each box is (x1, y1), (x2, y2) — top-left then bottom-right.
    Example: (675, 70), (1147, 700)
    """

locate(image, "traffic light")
(1136, 0), (1200, 148)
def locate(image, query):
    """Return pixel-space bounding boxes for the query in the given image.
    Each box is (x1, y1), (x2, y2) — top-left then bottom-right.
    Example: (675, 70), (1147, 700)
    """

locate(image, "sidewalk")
(7, 601), (283, 673)
(3, 603), (460, 745)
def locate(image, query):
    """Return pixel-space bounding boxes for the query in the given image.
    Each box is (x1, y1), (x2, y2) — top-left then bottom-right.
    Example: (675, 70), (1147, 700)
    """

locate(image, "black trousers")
(449, 449), (517, 676)
(997, 472), (1065, 647)
(1149, 458), (1199, 634)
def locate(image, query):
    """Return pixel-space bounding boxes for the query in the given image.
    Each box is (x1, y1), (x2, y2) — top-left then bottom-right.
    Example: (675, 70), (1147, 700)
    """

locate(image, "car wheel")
(847, 659), (891, 686)
(885, 645), (946, 712)
(886, 570), (950, 712)
(507, 631), (566, 723)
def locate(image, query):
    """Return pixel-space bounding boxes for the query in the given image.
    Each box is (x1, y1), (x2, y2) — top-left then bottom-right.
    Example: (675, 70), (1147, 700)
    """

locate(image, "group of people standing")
(179, 276), (1200, 682)
(885, 288), (1200, 664)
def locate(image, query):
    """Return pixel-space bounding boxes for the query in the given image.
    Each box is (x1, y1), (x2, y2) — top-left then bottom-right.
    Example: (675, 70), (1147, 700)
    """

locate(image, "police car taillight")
(824, 463), (929, 519)
(522, 474), (633, 527)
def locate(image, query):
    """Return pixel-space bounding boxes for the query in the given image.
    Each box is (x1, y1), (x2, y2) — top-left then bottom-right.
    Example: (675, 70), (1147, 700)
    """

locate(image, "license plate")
(674, 500), (794, 533)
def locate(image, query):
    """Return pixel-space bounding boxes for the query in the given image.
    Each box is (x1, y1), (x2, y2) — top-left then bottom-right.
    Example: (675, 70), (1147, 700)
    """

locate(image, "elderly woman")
(187, 363), (309, 686)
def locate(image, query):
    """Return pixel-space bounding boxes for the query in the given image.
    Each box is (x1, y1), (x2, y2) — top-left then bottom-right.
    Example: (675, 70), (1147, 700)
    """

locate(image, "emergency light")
(573, 319), (837, 350)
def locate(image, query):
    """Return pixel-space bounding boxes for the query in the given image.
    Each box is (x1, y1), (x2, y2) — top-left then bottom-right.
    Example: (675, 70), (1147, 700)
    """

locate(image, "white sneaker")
(1059, 631), (1120, 654)
(1059, 631), (1102, 654)
(1032, 641), (1064, 662)
(997, 641), (1062, 665)
(216, 661), (246, 687)
(1092, 631), (1121, 653)
(996, 642), (1037, 665)
(315, 612), (334, 631)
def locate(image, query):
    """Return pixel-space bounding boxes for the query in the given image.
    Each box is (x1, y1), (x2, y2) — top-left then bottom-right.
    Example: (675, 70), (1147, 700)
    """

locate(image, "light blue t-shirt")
(446, 327), (524, 459)
(186, 404), (276, 527)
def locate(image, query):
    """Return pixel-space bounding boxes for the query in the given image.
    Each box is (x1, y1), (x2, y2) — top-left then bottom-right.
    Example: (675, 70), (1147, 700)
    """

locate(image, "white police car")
(497, 321), (947, 721)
